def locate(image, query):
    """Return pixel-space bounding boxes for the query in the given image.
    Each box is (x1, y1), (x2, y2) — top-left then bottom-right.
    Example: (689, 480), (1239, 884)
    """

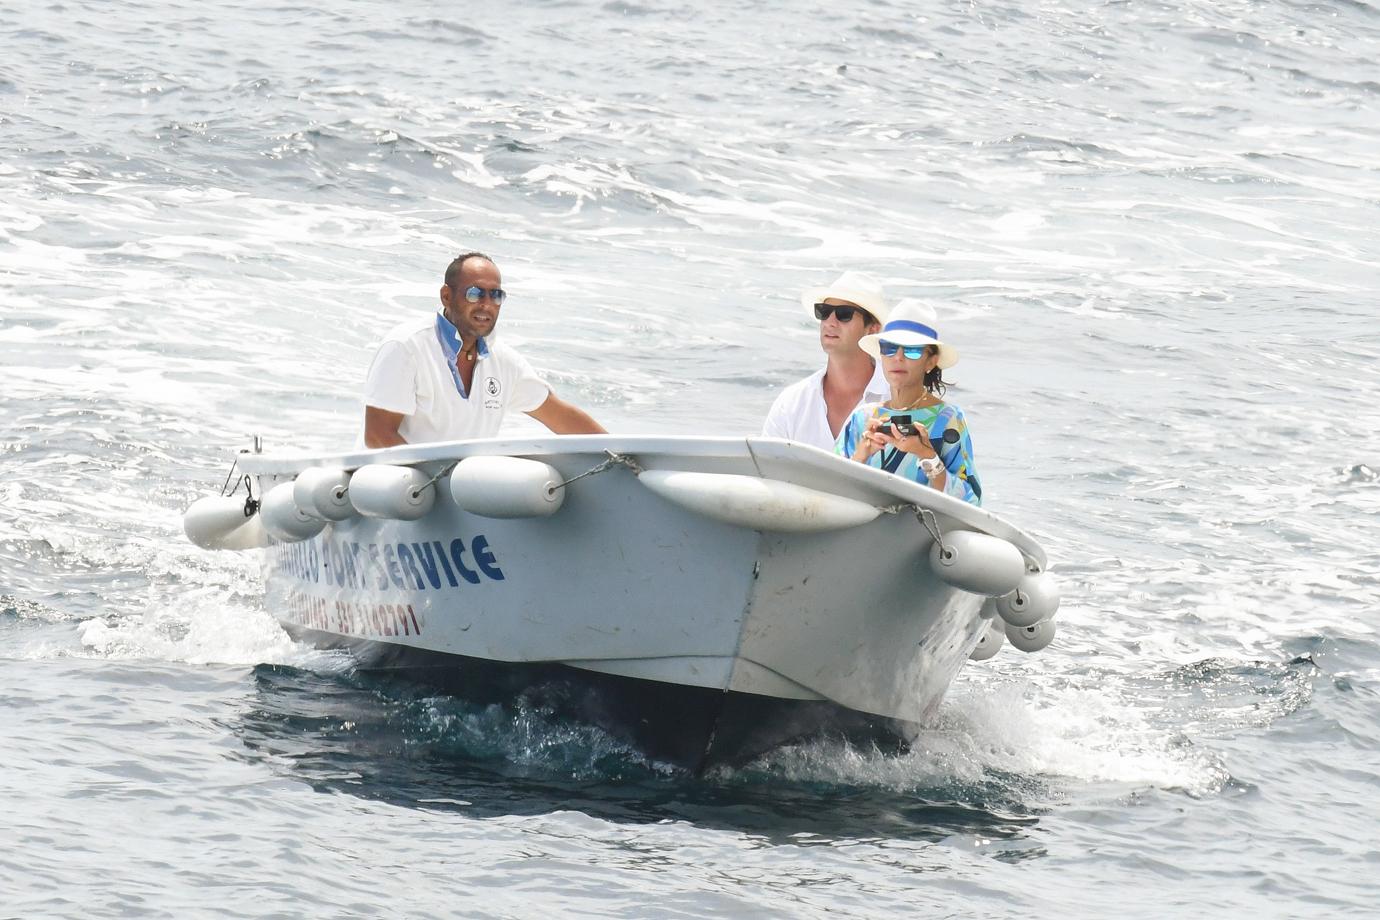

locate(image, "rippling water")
(3, 1), (1379, 916)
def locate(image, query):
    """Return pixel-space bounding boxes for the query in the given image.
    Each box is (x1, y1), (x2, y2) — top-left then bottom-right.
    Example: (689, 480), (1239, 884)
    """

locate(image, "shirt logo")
(483, 376), (502, 410)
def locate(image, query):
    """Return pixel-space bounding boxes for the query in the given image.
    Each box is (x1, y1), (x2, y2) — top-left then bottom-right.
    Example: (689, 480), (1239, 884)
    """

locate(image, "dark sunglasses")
(463, 285), (506, 305)
(879, 340), (930, 360)
(813, 302), (864, 323)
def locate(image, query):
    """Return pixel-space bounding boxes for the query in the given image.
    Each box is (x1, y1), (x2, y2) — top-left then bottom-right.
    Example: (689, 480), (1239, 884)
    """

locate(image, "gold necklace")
(888, 390), (937, 411)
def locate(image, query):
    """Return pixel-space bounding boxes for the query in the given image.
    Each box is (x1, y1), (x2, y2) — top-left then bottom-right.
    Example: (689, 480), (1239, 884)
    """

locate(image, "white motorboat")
(184, 435), (1061, 772)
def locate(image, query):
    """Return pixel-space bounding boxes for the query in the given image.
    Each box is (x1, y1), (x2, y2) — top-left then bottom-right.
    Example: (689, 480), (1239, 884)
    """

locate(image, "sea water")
(2, 1), (1378, 916)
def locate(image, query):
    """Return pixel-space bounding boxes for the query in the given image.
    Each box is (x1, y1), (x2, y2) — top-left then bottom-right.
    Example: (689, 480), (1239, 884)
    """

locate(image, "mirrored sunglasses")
(879, 340), (929, 360)
(464, 285), (507, 305)
(813, 302), (861, 323)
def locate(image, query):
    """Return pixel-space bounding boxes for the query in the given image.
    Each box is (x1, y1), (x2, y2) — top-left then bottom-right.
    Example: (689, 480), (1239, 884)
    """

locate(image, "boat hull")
(283, 623), (910, 771)
(241, 436), (1046, 769)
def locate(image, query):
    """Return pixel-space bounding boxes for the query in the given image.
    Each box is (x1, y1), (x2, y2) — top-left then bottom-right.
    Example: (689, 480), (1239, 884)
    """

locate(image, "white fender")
(928, 530), (1025, 596)
(293, 467), (355, 521)
(969, 619), (1005, 661)
(994, 570), (1062, 628)
(637, 470), (879, 533)
(261, 481), (327, 543)
(349, 464), (436, 521)
(449, 456), (565, 519)
(1006, 619), (1056, 653)
(183, 495), (269, 551)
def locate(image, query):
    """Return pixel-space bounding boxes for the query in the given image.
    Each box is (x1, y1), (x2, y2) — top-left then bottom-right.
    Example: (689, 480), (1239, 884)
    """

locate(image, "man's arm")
(363, 405), (408, 448)
(525, 392), (607, 434)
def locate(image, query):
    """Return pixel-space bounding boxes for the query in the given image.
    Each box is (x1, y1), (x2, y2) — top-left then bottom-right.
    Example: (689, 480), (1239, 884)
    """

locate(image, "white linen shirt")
(761, 361), (889, 451)
(361, 313), (550, 445)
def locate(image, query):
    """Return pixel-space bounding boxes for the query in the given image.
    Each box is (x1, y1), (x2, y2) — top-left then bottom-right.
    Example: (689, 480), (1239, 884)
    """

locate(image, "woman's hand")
(850, 416), (893, 462)
(893, 429), (947, 485)
(890, 429), (935, 458)
(891, 428), (947, 485)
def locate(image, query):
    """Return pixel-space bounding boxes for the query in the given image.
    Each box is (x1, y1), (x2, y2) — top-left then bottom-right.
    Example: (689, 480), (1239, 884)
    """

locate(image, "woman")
(834, 299), (982, 505)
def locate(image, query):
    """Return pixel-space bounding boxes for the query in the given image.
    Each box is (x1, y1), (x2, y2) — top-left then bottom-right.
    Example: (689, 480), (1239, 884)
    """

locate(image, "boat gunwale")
(235, 434), (1047, 568)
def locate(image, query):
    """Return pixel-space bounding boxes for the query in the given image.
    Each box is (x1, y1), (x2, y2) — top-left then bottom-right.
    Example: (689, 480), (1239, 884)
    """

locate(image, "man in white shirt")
(761, 270), (890, 451)
(362, 252), (606, 447)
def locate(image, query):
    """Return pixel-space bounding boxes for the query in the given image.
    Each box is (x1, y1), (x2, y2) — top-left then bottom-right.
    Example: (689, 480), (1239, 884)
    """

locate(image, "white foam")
(74, 590), (306, 667)
(755, 678), (1228, 797)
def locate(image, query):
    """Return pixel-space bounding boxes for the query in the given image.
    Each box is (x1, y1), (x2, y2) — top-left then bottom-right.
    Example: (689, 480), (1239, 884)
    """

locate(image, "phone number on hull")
(284, 589), (423, 638)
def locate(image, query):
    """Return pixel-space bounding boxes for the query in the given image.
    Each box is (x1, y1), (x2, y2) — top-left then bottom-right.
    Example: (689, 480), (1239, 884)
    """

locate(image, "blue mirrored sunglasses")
(463, 285), (506, 305)
(879, 340), (929, 360)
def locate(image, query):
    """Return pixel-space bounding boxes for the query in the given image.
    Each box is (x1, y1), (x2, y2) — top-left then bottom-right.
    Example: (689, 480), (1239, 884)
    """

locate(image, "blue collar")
(434, 312), (490, 398)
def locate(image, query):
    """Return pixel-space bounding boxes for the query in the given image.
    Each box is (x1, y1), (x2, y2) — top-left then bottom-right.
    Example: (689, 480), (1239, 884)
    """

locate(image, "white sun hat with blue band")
(858, 298), (959, 368)
(800, 270), (890, 325)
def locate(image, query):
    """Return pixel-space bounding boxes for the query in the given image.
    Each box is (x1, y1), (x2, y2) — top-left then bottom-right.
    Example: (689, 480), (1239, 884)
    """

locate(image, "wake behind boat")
(184, 435), (1061, 772)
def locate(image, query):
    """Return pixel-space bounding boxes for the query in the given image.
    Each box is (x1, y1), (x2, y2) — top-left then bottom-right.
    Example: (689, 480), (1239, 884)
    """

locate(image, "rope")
(216, 454), (259, 515)
(242, 477), (258, 516)
(916, 506), (948, 556)
(553, 450), (644, 491)
(879, 501), (948, 555)
(219, 457), (241, 497)
(413, 461), (459, 497)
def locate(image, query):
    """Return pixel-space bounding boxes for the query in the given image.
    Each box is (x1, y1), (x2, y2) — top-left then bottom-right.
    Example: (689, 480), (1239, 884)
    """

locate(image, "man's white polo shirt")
(362, 312), (550, 444)
(761, 361), (888, 451)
